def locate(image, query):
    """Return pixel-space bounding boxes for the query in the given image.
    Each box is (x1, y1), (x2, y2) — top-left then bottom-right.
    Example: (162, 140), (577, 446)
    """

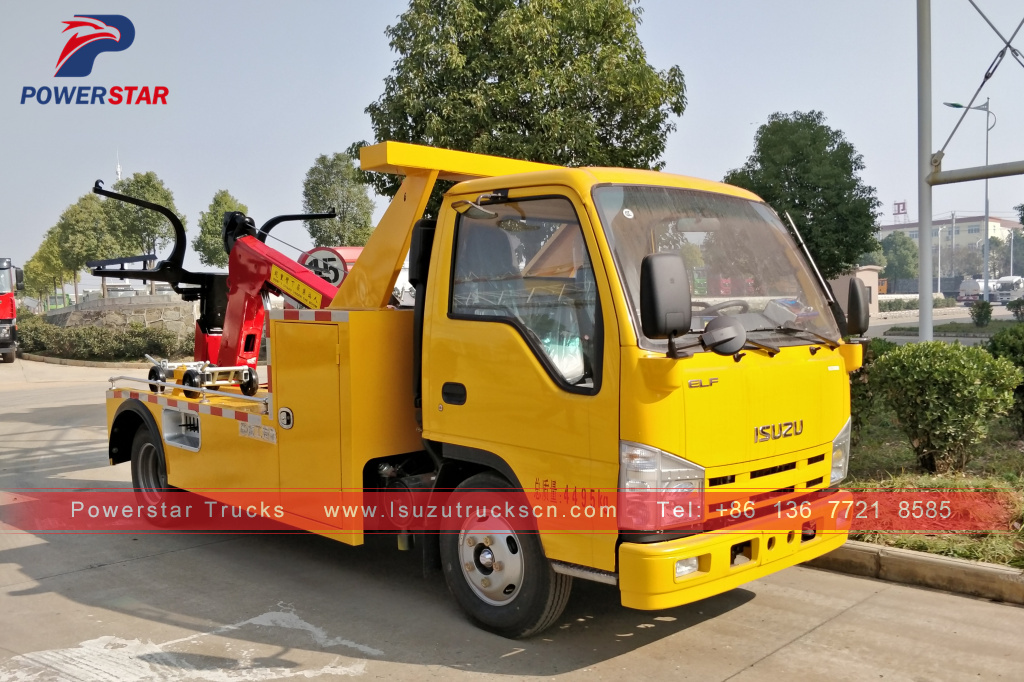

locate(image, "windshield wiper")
(774, 324), (840, 350)
(742, 338), (780, 357)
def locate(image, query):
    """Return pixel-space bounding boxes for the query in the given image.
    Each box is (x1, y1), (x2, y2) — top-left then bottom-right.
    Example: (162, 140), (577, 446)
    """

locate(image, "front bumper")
(618, 489), (852, 610)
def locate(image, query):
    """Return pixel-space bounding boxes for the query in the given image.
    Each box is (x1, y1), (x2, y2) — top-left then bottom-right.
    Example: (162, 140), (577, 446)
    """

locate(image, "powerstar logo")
(20, 15), (169, 106)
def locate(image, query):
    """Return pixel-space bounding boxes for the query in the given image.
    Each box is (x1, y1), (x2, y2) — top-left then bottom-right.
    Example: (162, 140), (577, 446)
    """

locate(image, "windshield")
(0, 268), (11, 295)
(593, 185), (841, 350)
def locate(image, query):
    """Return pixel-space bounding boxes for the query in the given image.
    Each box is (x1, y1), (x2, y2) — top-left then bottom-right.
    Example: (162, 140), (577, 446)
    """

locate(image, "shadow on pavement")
(0, 528), (755, 676)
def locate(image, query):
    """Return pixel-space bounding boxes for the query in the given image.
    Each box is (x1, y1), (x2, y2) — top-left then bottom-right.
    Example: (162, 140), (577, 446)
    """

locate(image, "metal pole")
(918, 0), (934, 341)
(983, 97), (991, 301)
(951, 211), (956, 281)
(1012, 228), (1015, 277)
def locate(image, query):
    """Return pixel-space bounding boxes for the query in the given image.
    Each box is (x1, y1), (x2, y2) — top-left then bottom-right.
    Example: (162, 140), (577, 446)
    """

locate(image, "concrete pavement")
(2, 358), (1024, 681)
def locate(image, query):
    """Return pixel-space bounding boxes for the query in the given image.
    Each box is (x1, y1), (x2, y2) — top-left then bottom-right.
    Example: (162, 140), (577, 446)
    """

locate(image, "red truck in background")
(0, 258), (26, 363)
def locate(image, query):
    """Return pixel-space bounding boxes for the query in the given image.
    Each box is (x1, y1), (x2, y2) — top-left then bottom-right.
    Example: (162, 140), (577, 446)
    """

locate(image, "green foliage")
(17, 317), (193, 361)
(103, 172), (187, 257)
(878, 297), (955, 312)
(192, 190), (248, 267)
(879, 232), (918, 281)
(849, 337), (899, 445)
(52, 193), (122, 279)
(858, 249), (886, 269)
(1007, 298), (1024, 322)
(986, 324), (1024, 437)
(872, 342), (1020, 473)
(355, 0), (686, 214)
(302, 153), (374, 247)
(970, 300), (993, 327)
(23, 232), (75, 304)
(723, 110), (881, 280)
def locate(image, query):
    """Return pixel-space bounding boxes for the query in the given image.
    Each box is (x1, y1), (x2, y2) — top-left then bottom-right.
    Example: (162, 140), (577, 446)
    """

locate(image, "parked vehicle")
(0, 258), (25, 363)
(94, 142), (869, 638)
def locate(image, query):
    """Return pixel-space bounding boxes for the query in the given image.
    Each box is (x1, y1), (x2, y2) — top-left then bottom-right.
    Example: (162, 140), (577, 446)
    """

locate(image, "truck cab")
(996, 275), (1024, 304)
(103, 143), (866, 638)
(0, 258), (25, 363)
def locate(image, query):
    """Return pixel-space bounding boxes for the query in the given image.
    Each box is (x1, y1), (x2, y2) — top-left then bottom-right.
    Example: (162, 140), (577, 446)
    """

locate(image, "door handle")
(442, 382), (467, 405)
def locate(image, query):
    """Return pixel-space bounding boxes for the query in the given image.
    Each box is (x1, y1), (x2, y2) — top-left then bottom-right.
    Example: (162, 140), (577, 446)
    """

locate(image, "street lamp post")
(945, 99), (996, 301)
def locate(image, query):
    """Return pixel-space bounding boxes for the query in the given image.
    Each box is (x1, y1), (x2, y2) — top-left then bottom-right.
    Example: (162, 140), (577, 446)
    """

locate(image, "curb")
(17, 352), (151, 369)
(806, 540), (1024, 604)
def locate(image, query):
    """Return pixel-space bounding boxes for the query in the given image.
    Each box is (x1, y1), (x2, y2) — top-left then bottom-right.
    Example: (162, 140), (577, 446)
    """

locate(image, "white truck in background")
(996, 275), (1024, 304)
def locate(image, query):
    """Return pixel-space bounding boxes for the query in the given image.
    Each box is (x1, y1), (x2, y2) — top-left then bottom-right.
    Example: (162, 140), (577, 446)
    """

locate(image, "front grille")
(750, 461), (796, 479)
(702, 449), (830, 524)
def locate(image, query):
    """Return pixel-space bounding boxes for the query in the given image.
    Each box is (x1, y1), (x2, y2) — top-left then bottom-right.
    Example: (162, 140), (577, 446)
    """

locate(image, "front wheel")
(440, 472), (572, 638)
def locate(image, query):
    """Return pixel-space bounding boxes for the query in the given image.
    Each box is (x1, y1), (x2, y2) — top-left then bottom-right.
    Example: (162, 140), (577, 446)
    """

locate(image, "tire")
(1, 352), (13, 364)
(440, 472), (572, 638)
(147, 366), (166, 393)
(129, 426), (177, 524)
(181, 369), (201, 399)
(239, 367), (259, 396)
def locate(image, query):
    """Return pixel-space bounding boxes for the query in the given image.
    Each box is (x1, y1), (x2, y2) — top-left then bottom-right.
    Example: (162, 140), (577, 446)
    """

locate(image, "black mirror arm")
(93, 180), (186, 269)
(256, 210), (337, 243)
(667, 334), (701, 359)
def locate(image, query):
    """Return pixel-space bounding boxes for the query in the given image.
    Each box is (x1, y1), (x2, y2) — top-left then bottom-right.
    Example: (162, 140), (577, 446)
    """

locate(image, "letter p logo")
(55, 15), (135, 77)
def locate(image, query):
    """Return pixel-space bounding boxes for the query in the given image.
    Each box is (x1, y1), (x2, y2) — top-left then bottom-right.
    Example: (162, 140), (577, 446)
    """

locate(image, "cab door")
(422, 188), (619, 570)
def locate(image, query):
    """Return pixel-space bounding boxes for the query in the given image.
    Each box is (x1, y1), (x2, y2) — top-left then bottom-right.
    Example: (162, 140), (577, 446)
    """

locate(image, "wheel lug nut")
(467, 536), (477, 546)
(481, 578), (491, 588)
(494, 561), (503, 572)
(464, 562), (475, 572)
(483, 536), (493, 547)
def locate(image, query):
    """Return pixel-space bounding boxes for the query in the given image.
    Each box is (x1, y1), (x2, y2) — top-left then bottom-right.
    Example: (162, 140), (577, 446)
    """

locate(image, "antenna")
(116, 150), (122, 182)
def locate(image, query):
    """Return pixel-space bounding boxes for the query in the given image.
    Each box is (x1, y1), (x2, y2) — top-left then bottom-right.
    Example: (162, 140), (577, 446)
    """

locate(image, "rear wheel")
(441, 472), (572, 638)
(130, 427), (177, 523)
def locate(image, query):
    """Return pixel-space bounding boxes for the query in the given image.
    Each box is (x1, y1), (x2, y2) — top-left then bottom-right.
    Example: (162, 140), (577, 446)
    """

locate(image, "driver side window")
(450, 197), (601, 391)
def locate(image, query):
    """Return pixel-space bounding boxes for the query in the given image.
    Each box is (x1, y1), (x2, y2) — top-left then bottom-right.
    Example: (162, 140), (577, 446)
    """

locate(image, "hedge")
(18, 314), (193, 362)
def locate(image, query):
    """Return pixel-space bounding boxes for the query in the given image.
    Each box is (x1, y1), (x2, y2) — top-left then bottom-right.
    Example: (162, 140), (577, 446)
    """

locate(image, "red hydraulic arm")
(216, 235), (340, 368)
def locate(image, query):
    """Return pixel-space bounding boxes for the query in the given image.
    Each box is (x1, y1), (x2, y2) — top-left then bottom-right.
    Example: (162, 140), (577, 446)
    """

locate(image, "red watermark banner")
(0, 487), (1014, 535)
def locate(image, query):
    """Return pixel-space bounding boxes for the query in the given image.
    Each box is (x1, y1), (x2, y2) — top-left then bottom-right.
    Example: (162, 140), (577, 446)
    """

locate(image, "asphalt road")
(3, 359), (1024, 681)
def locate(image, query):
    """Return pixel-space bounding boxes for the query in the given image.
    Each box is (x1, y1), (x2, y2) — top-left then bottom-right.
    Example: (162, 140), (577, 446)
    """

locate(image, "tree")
(25, 232), (73, 307)
(353, 0), (686, 213)
(724, 111), (881, 280)
(858, 249), (887, 269)
(880, 232), (918, 281)
(987, 235), (1005, 278)
(52, 193), (122, 301)
(954, 248), (983, 280)
(302, 153), (374, 247)
(103, 171), (187, 260)
(192, 190), (249, 267)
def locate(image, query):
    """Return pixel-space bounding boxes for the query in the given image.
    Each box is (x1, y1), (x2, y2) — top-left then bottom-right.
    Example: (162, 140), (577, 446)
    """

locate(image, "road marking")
(0, 604), (377, 681)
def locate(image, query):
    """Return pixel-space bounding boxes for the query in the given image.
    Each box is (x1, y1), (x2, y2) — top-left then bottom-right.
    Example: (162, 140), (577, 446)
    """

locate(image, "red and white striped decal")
(106, 389), (265, 426)
(268, 309), (350, 322)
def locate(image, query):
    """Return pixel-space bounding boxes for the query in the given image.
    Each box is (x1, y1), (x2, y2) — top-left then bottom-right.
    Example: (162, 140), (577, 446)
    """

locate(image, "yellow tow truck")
(100, 142), (868, 638)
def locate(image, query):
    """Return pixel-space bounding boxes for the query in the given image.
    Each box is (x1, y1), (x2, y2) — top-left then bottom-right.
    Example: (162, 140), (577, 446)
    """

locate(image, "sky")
(2, 1), (1024, 293)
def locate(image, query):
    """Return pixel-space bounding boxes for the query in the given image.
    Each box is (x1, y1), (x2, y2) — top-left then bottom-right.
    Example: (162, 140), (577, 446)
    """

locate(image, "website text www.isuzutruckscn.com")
(0, 487), (1014, 536)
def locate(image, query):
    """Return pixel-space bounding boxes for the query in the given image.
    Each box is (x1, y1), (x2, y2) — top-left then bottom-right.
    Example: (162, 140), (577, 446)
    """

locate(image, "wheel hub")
(458, 513), (525, 605)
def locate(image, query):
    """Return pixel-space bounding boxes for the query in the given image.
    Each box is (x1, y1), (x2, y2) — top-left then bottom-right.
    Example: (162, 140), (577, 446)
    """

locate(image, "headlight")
(0, 326), (10, 339)
(830, 418), (852, 486)
(619, 441), (704, 530)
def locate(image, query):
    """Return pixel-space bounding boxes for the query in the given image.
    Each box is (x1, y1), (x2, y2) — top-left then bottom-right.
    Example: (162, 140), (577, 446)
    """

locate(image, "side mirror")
(639, 253), (691, 340)
(701, 316), (747, 356)
(15, 268), (24, 292)
(847, 277), (870, 337)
